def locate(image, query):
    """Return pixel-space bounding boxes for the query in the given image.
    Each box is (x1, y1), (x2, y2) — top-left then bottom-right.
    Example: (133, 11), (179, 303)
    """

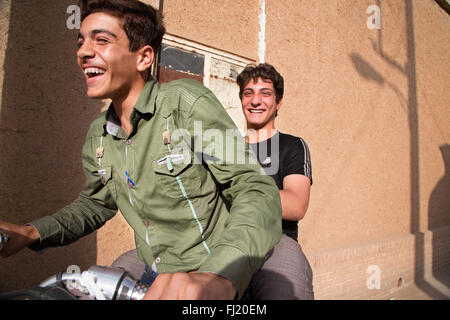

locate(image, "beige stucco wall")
(264, 0), (450, 298)
(162, 0), (258, 60)
(265, 0), (450, 249)
(0, 0), (448, 298)
(267, 0), (409, 249)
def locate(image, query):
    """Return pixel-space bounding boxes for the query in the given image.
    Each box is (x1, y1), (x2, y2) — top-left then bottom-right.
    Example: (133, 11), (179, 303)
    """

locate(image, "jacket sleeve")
(185, 88), (282, 298)
(29, 130), (118, 250)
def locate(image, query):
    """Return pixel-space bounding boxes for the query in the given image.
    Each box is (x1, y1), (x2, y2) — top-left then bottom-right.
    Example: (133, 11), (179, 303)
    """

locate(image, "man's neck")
(246, 126), (278, 144)
(112, 80), (146, 136)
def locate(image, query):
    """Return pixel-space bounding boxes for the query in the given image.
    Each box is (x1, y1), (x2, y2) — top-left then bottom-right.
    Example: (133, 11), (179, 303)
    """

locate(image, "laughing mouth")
(249, 109), (265, 114)
(84, 67), (106, 79)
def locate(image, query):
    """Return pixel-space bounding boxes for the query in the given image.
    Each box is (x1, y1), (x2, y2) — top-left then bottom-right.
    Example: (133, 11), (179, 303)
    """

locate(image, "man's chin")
(246, 121), (265, 130)
(86, 90), (109, 100)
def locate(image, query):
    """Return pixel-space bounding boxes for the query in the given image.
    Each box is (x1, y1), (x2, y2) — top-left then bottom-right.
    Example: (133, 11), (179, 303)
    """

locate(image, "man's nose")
(77, 41), (94, 60)
(251, 94), (262, 106)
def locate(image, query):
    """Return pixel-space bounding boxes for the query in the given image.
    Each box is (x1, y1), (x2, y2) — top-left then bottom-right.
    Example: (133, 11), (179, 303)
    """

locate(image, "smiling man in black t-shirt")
(237, 63), (314, 300)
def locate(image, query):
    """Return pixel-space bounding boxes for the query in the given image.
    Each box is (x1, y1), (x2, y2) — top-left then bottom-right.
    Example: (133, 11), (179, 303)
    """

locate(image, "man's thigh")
(250, 234), (314, 300)
(111, 249), (147, 281)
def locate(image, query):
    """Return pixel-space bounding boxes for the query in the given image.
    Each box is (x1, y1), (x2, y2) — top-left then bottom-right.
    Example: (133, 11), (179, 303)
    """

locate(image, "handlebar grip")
(129, 281), (149, 300)
(87, 265), (149, 300)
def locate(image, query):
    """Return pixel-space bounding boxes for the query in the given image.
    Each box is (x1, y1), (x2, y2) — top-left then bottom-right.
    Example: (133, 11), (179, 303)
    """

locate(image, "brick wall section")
(306, 225), (450, 300)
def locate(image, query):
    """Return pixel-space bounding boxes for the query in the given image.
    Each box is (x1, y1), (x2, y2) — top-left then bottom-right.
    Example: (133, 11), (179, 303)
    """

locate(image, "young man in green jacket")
(0, 0), (281, 300)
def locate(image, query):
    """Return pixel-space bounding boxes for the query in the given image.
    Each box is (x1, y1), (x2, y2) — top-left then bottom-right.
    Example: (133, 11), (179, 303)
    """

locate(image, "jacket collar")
(103, 79), (160, 137)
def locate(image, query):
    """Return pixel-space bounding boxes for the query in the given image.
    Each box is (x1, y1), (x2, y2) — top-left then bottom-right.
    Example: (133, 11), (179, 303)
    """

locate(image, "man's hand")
(0, 220), (39, 258)
(143, 272), (237, 300)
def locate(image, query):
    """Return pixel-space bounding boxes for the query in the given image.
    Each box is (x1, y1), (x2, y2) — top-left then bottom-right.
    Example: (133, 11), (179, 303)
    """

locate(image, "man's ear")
(275, 99), (283, 117)
(276, 99), (283, 111)
(136, 45), (154, 73)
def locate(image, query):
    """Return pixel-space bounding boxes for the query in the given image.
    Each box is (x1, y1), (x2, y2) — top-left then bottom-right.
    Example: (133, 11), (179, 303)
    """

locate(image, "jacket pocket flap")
(152, 153), (191, 176)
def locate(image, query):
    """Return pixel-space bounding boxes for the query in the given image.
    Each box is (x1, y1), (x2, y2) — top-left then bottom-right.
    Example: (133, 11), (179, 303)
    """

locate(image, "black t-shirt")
(249, 131), (312, 241)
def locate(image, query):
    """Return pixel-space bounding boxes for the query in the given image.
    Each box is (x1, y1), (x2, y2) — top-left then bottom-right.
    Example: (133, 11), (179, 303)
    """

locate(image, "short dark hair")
(237, 63), (284, 103)
(80, 0), (166, 53)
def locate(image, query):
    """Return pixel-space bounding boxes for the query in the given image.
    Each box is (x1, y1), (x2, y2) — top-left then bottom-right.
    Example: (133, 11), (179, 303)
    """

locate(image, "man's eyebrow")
(77, 29), (118, 39)
(243, 87), (273, 92)
(91, 29), (118, 39)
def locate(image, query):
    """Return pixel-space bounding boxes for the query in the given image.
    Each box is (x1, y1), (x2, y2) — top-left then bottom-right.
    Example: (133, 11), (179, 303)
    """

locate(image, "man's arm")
(1, 190), (117, 256)
(6, 120), (118, 252)
(145, 81), (281, 300)
(278, 135), (312, 222)
(279, 174), (311, 221)
(187, 85), (281, 298)
(29, 193), (117, 250)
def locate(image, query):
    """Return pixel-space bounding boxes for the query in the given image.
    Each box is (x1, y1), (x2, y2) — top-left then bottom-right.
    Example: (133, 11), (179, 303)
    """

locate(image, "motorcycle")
(1, 227), (149, 300)
(0, 264), (149, 300)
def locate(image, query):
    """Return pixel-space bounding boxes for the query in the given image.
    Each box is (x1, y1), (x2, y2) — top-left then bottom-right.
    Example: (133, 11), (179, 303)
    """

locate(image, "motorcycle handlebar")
(0, 265), (149, 300)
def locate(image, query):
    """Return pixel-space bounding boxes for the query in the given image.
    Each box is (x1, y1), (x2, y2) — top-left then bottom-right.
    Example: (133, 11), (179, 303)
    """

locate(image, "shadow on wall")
(351, 0), (449, 299)
(0, 0), (103, 291)
(428, 145), (450, 287)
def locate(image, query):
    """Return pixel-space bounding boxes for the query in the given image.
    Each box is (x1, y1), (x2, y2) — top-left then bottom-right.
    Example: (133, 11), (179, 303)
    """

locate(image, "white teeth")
(84, 67), (106, 75)
(250, 110), (264, 113)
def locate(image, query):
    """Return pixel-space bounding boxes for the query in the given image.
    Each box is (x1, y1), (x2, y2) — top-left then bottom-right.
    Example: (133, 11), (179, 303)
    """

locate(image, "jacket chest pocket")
(152, 153), (201, 199)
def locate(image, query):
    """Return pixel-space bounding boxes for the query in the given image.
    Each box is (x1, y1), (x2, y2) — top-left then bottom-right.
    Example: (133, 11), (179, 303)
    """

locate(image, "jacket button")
(126, 139), (132, 145)
(100, 177), (106, 184)
(143, 220), (149, 227)
(155, 257), (161, 264)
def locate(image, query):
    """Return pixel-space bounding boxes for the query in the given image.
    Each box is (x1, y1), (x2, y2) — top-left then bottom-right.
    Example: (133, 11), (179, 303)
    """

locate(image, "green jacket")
(30, 79), (282, 297)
